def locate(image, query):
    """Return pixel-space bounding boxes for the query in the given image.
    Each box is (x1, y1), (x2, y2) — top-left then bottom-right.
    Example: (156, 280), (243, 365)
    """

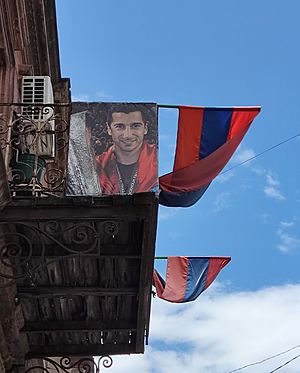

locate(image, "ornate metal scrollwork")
(2, 103), (70, 195)
(27, 356), (113, 373)
(103, 221), (119, 238)
(0, 221), (101, 286)
(43, 166), (65, 187)
(21, 356), (113, 373)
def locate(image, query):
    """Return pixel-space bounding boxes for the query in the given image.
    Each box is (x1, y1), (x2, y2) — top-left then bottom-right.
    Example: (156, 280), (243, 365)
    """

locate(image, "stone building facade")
(0, 0), (70, 371)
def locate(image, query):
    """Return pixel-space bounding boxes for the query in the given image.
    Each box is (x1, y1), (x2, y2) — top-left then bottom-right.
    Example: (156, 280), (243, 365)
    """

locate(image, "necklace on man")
(116, 163), (138, 194)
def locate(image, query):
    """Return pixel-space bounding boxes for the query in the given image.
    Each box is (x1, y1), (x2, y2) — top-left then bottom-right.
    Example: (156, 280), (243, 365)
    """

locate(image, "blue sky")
(56, 1), (300, 371)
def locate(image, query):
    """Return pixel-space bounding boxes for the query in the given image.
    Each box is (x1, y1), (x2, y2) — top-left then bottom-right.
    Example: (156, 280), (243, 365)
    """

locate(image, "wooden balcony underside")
(0, 193), (158, 358)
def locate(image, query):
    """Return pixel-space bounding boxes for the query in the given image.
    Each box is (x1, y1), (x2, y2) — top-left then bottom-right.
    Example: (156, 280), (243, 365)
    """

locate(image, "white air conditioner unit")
(21, 76), (55, 158)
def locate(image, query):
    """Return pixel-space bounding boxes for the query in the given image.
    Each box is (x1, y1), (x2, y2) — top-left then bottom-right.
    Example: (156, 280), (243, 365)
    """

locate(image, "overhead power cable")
(269, 352), (300, 372)
(158, 104), (299, 174)
(228, 344), (300, 373)
(220, 132), (300, 175)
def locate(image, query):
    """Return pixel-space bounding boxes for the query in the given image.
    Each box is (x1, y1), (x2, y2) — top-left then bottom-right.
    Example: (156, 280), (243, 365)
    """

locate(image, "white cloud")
(264, 186), (285, 200)
(266, 174), (280, 186)
(280, 221), (295, 228)
(251, 165), (266, 176)
(72, 92), (113, 101)
(96, 91), (113, 100)
(226, 151), (287, 202)
(106, 283), (300, 373)
(243, 166), (287, 201)
(217, 149), (287, 203)
(278, 234), (300, 253)
(71, 94), (90, 101)
(277, 221), (300, 253)
(232, 146), (256, 166)
(213, 192), (232, 212)
(215, 171), (234, 184)
(263, 173), (285, 201)
(158, 207), (178, 222)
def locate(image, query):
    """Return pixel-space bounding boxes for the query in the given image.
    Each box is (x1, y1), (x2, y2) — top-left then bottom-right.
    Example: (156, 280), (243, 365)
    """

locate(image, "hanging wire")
(220, 132), (300, 175)
(158, 104), (300, 175)
(228, 344), (300, 373)
(269, 352), (300, 372)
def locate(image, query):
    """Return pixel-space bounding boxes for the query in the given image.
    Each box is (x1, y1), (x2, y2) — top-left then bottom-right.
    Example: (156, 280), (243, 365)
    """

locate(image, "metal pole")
(154, 256), (231, 260)
(157, 104), (179, 109)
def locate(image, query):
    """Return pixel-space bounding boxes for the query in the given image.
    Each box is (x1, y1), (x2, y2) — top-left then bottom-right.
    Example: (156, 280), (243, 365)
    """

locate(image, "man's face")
(107, 111), (148, 153)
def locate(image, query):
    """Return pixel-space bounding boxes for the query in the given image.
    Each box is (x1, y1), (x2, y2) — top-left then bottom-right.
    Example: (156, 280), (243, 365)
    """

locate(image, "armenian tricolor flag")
(159, 106), (261, 207)
(153, 256), (231, 303)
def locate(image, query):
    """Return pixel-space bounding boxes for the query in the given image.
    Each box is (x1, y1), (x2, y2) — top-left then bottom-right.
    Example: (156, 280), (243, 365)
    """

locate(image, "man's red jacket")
(95, 142), (158, 194)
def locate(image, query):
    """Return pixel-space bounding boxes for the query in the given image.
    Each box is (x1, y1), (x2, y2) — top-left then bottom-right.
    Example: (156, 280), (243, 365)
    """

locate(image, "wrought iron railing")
(0, 219), (119, 287)
(0, 103), (70, 196)
(10, 356), (113, 373)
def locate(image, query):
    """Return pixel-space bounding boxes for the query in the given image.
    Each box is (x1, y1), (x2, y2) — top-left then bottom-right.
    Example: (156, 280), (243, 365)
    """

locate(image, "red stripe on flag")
(227, 108), (261, 140)
(160, 107), (260, 193)
(204, 257), (231, 290)
(173, 107), (204, 172)
(153, 257), (189, 303)
(160, 127), (247, 192)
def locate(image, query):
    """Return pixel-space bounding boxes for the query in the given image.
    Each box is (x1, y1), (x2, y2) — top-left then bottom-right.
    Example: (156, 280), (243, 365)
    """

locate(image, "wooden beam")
(26, 343), (137, 358)
(27, 246), (141, 257)
(0, 199), (148, 221)
(135, 197), (158, 352)
(18, 287), (138, 298)
(22, 320), (137, 333)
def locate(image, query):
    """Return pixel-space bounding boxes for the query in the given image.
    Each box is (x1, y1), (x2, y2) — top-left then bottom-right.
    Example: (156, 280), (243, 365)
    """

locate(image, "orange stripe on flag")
(173, 107), (204, 171)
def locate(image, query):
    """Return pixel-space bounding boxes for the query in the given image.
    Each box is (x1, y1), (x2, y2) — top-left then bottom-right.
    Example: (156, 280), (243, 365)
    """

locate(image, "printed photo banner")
(66, 102), (158, 196)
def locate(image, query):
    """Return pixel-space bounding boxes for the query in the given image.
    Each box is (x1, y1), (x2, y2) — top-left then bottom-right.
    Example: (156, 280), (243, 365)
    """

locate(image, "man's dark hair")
(107, 103), (151, 125)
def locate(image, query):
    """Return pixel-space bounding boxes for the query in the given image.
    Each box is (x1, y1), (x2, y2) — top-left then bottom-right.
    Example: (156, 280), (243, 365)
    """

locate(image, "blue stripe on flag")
(183, 258), (209, 302)
(200, 108), (233, 159)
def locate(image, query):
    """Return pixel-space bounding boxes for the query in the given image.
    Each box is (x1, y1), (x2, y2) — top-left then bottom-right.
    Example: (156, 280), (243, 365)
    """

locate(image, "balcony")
(0, 103), (70, 197)
(0, 104), (158, 371)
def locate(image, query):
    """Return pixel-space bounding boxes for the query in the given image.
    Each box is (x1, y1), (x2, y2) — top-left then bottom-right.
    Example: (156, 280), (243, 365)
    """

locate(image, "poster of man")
(67, 102), (158, 196)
